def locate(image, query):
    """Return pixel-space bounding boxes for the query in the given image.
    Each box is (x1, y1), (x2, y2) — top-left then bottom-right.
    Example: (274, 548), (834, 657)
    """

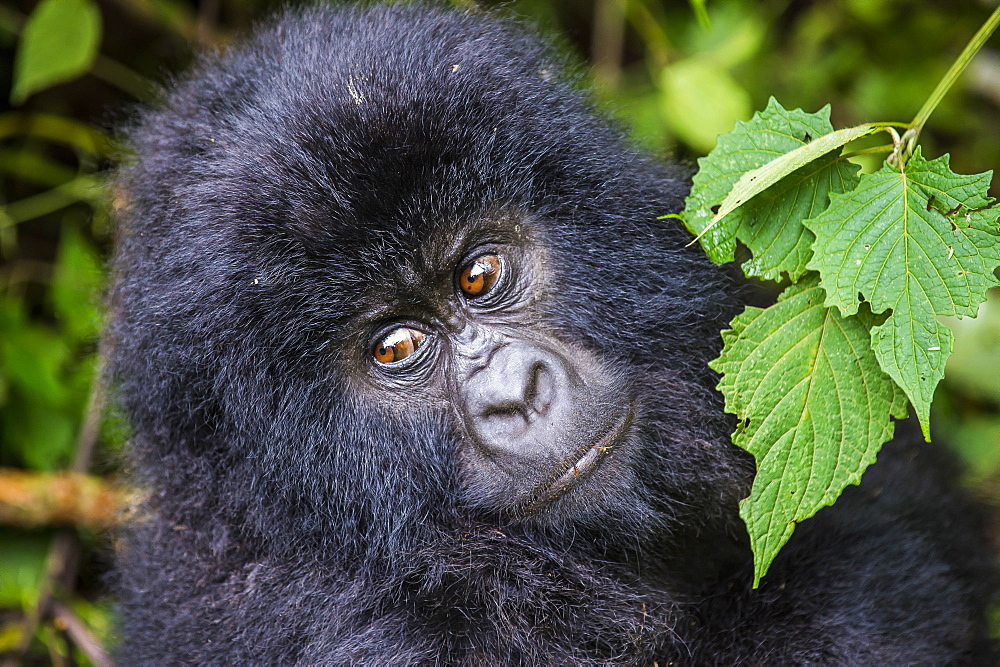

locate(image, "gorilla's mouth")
(526, 405), (634, 511)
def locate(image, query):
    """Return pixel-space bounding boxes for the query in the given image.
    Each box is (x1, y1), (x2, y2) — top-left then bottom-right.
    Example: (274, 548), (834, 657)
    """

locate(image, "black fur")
(109, 3), (995, 663)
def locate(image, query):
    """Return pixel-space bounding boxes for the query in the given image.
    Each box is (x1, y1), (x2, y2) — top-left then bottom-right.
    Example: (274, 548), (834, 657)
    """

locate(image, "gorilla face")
(349, 213), (635, 520)
(360, 218), (633, 513)
(111, 4), (749, 567)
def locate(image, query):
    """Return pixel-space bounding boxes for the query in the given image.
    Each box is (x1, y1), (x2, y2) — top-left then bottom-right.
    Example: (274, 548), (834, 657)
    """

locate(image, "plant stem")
(910, 6), (1000, 141)
(91, 55), (151, 100)
(841, 144), (894, 160)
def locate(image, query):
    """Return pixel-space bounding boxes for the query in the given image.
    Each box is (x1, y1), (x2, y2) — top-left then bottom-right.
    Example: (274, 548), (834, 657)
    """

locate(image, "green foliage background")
(0, 0), (997, 660)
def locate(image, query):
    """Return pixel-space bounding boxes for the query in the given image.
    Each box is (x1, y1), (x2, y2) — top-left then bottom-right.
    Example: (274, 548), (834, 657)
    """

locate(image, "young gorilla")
(109, 3), (995, 663)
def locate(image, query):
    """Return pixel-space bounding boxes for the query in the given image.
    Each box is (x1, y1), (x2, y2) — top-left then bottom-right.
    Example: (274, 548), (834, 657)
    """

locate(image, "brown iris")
(373, 327), (425, 364)
(458, 254), (502, 298)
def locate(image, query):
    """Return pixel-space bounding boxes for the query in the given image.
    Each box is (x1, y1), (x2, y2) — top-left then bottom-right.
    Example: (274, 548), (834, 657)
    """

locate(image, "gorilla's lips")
(527, 405), (634, 511)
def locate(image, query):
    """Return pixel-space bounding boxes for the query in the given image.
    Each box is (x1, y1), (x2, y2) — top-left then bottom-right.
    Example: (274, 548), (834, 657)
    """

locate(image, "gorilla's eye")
(458, 254), (502, 298)
(373, 327), (426, 364)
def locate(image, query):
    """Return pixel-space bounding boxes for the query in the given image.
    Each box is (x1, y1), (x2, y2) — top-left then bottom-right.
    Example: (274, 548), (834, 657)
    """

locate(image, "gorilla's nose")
(459, 341), (570, 458)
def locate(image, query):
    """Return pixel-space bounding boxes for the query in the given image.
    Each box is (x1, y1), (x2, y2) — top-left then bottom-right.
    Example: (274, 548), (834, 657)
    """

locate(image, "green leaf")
(706, 124), (880, 234)
(737, 153), (863, 281)
(682, 98), (870, 280)
(11, 0), (102, 105)
(0, 300), (70, 405)
(3, 396), (76, 470)
(51, 226), (105, 342)
(659, 56), (751, 154)
(711, 276), (908, 586)
(0, 299), (79, 469)
(0, 532), (49, 609)
(805, 148), (1000, 437)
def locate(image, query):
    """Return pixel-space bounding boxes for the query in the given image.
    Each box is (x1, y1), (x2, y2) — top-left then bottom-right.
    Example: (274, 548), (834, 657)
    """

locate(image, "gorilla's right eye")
(373, 327), (426, 364)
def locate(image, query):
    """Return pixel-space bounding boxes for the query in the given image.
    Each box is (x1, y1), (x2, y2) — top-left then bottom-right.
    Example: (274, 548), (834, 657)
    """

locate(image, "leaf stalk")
(909, 6), (1000, 143)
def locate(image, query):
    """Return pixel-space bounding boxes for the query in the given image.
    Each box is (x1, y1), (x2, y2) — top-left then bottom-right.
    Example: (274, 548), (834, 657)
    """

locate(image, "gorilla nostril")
(480, 401), (527, 420)
(525, 362), (555, 415)
(477, 401), (530, 442)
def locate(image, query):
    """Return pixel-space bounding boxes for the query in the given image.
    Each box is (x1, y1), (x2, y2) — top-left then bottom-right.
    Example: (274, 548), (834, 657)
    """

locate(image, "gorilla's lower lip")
(526, 405), (633, 511)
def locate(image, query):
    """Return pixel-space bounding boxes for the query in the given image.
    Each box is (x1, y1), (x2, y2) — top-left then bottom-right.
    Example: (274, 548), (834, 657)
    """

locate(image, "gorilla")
(108, 2), (995, 663)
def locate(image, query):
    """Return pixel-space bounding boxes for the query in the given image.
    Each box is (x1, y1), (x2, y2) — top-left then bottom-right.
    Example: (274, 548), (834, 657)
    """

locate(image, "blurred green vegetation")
(0, 0), (997, 661)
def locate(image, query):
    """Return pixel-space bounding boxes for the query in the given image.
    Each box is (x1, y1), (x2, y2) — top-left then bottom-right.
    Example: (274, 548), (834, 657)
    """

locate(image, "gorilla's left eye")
(373, 327), (426, 364)
(458, 254), (503, 298)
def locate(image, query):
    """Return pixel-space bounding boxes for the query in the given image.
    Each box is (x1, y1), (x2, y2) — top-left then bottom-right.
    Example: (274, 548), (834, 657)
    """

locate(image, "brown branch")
(0, 468), (124, 529)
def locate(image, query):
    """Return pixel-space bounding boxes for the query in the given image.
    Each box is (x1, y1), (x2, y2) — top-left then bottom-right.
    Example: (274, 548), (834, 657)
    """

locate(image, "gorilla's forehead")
(179, 7), (591, 239)
(121, 4), (699, 344)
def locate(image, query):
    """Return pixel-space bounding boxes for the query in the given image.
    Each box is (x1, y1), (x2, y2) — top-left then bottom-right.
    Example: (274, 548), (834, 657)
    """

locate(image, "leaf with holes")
(712, 276), (908, 585)
(805, 148), (1000, 437)
(682, 98), (875, 280)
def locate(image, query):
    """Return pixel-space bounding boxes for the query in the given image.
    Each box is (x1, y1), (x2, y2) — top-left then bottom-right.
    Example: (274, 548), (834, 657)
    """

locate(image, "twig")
(592, 0), (626, 91)
(51, 601), (114, 667)
(196, 0), (220, 47)
(71, 356), (106, 475)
